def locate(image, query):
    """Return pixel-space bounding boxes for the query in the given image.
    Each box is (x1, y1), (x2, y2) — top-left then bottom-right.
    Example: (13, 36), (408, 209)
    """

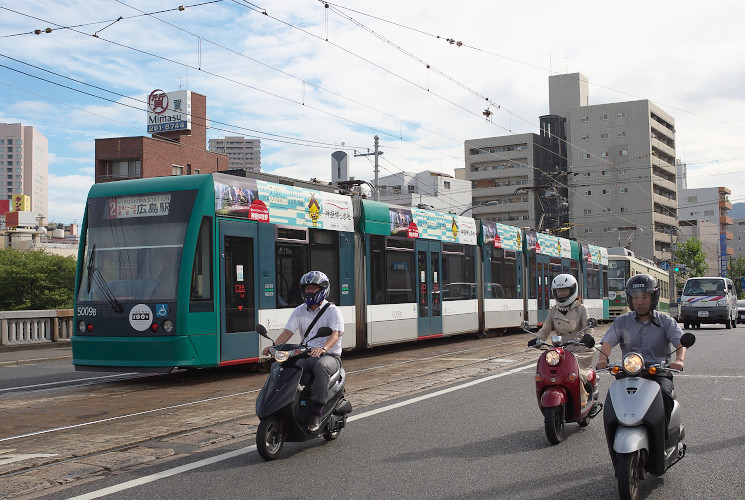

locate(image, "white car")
(738, 299), (745, 324)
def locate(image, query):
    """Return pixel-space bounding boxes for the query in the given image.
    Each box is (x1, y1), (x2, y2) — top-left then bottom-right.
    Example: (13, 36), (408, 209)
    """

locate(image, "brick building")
(95, 91), (228, 183)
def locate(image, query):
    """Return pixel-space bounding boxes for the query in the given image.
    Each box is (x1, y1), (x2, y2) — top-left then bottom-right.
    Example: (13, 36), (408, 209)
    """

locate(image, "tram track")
(0, 330), (580, 498)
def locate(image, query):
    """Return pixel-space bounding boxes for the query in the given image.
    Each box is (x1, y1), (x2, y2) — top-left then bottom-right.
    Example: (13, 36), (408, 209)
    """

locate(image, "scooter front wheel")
(616, 451), (640, 500)
(544, 405), (566, 445)
(256, 416), (284, 460)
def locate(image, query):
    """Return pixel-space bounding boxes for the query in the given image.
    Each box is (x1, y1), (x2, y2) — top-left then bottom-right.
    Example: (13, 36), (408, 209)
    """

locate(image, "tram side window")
(490, 249), (518, 299)
(442, 244), (476, 300)
(190, 217), (213, 310)
(275, 228), (339, 308)
(549, 257), (562, 279)
(528, 257), (537, 300)
(586, 264), (601, 299)
(370, 235), (416, 304)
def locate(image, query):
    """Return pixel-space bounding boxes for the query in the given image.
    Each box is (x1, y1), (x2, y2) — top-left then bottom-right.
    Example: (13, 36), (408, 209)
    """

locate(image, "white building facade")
(377, 171), (472, 213)
(0, 122), (48, 219)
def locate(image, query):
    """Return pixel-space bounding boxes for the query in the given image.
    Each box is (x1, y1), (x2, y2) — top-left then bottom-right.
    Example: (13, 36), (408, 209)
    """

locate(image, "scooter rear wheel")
(256, 416), (284, 461)
(616, 451), (640, 500)
(544, 405), (566, 445)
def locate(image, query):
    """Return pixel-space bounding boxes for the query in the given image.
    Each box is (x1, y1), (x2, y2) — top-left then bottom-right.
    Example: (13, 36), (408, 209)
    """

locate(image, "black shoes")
(308, 414), (322, 432)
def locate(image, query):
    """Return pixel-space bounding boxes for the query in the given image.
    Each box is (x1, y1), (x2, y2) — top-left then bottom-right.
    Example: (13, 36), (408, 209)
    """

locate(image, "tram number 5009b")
(392, 310), (403, 319)
(77, 306), (97, 317)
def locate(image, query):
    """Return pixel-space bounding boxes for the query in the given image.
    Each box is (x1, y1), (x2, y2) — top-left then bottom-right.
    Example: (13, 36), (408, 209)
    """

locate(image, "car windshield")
(682, 279), (726, 296)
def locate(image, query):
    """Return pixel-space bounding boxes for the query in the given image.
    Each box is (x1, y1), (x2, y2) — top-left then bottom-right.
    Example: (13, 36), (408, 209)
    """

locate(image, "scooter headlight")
(622, 352), (644, 375)
(545, 350), (561, 366)
(273, 349), (291, 362)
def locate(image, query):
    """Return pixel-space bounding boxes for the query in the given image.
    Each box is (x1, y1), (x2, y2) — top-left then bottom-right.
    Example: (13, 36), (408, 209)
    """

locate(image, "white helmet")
(551, 274), (578, 307)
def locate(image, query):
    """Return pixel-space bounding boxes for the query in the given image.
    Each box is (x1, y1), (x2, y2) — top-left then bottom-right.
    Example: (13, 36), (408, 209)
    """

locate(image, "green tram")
(607, 249), (670, 318)
(72, 173), (610, 371)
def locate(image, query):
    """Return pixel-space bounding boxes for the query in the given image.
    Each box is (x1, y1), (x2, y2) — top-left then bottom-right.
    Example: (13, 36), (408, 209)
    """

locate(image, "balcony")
(719, 199), (732, 210)
(720, 215), (734, 225)
(727, 247), (734, 256)
(653, 211), (677, 227)
(724, 231), (734, 241)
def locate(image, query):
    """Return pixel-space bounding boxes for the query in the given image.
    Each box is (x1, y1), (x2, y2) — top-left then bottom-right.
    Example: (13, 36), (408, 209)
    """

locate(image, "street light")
(459, 200), (501, 216)
(337, 179), (377, 198)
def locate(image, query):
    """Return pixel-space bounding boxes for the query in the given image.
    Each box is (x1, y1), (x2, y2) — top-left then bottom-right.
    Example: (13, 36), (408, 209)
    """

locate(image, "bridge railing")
(0, 309), (73, 347)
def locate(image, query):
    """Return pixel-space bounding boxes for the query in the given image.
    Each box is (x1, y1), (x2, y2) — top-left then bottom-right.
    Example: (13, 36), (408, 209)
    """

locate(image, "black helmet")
(625, 274), (659, 312)
(299, 271), (330, 307)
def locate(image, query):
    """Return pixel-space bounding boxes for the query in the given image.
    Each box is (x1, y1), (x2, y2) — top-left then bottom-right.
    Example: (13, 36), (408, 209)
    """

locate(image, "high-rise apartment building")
(550, 73), (678, 263)
(678, 186), (733, 276)
(208, 136), (261, 173)
(463, 133), (541, 227)
(0, 123), (48, 219)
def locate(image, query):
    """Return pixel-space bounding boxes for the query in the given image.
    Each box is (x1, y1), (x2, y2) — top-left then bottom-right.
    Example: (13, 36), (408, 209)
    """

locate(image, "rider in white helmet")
(534, 273), (596, 405)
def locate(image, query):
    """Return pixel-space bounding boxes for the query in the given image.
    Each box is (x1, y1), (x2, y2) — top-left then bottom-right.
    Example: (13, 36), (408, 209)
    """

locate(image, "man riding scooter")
(262, 270), (344, 432)
(596, 274), (687, 433)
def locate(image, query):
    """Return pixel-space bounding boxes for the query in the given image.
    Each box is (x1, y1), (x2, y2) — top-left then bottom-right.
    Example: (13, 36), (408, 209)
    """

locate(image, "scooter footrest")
(589, 402), (603, 418)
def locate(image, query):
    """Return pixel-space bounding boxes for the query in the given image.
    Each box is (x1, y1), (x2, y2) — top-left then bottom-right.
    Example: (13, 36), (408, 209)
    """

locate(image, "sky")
(1, 0), (744, 224)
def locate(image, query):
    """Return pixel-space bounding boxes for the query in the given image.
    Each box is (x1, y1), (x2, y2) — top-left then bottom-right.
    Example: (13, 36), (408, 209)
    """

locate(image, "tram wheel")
(256, 416), (284, 460)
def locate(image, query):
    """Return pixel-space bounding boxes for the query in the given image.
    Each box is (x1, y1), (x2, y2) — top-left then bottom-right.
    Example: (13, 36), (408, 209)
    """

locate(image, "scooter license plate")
(698, 311), (709, 318)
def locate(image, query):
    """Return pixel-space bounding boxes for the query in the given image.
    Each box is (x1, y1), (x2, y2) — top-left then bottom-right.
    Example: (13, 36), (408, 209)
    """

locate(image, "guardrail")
(0, 309), (73, 347)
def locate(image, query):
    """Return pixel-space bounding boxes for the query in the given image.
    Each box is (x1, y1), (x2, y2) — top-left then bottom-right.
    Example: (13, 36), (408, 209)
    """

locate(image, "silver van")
(679, 277), (738, 329)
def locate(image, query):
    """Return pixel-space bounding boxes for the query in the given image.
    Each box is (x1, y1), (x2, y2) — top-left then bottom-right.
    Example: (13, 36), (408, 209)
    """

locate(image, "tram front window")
(77, 191), (196, 304)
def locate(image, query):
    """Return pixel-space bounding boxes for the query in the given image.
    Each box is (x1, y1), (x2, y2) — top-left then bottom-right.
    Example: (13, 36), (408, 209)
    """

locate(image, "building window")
(585, 228), (593, 233)
(620, 187), (628, 193)
(618, 131), (626, 137)
(583, 190), (592, 196)
(172, 165), (183, 176)
(581, 116), (589, 122)
(620, 207), (625, 212)
(444, 181), (451, 189)
(604, 227), (613, 232)
(103, 159), (140, 179)
(581, 135), (589, 140)
(687, 196), (697, 203)
(584, 209), (592, 215)
(601, 170), (608, 176)
(602, 114), (608, 120)
(601, 152), (609, 158)
(583, 153), (591, 159)
(600, 133), (608, 139)
(392, 185), (401, 194)
(618, 112), (627, 118)
(583, 172), (591, 177)
(602, 189), (611, 195)
(619, 150), (628, 156)
(408, 185), (415, 193)
(704, 210), (715, 216)
(194, 169), (200, 174)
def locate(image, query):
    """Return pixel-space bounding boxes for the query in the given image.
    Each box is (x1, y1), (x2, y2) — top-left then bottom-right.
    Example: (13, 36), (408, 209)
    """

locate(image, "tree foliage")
(729, 256), (745, 299)
(0, 249), (77, 310)
(673, 238), (708, 290)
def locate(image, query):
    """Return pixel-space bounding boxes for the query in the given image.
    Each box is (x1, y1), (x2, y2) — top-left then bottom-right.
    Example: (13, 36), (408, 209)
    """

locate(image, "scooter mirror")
(315, 326), (333, 338)
(581, 333), (595, 348)
(256, 324), (270, 339)
(680, 332), (696, 348)
(587, 317), (597, 328)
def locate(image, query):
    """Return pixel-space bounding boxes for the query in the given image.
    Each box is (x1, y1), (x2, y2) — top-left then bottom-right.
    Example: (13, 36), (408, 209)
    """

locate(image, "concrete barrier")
(0, 309), (73, 347)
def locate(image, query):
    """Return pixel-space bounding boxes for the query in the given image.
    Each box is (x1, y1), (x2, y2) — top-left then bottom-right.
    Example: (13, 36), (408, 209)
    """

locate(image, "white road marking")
(68, 362), (534, 499)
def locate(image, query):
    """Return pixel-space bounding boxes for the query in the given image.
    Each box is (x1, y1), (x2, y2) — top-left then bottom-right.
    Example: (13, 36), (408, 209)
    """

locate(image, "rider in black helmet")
(596, 274), (687, 431)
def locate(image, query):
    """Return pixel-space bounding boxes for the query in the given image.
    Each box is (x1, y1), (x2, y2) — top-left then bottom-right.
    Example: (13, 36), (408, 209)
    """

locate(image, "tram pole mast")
(354, 135), (383, 201)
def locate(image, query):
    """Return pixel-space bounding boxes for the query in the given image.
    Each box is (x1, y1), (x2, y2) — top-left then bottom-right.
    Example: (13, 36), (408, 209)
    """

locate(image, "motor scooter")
(601, 332), (696, 500)
(525, 318), (601, 445)
(254, 325), (352, 460)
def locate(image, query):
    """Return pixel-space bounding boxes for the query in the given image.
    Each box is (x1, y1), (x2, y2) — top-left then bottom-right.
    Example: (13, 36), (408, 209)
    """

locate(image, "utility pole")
(669, 226), (678, 308)
(354, 135), (383, 201)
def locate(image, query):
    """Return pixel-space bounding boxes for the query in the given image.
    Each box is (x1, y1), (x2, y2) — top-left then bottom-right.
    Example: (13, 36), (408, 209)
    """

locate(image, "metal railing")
(0, 309), (73, 347)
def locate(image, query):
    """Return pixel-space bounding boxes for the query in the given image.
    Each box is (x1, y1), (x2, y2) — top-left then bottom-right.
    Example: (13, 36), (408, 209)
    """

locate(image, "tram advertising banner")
(389, 207), (477, 245)
(480, 221), (521, 251)
(214, 176), (354, 232)
(526, 231), (572, 258)
(583, 244), (608, 265)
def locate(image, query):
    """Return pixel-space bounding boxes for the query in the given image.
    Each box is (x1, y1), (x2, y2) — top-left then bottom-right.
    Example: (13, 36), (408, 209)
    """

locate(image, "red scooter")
(525, 318), (601, 445)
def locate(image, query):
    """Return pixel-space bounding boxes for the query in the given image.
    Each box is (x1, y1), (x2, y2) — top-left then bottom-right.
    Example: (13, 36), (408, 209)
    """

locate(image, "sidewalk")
(0, 342), (72, 366)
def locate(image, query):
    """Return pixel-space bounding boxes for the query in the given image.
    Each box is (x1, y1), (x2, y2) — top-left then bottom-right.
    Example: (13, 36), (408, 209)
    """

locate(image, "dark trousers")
(649, 374), (675, 435)
(295, 355), (340, 405)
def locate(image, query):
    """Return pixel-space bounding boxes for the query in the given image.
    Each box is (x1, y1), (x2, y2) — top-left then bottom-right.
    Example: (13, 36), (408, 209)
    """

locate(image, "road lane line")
(68, 362), (534, 499)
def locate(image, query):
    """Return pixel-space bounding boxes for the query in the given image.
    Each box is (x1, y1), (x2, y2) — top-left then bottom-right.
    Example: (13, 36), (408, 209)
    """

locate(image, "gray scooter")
(601, 332), (696, 500)
(255, 325), (353, 460)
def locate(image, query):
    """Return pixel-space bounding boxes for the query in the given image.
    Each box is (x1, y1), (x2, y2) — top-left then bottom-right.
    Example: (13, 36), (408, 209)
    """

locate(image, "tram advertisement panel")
(389, 207), (477, 245)
(583, 244), (608, 265)
(481, 221), (521, 251)
(526, 231), (571, 258)
(213, 174), (354, 232)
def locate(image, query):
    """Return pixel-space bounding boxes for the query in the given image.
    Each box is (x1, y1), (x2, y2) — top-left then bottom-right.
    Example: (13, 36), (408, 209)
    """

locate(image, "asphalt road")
(30, 324), (745, 500)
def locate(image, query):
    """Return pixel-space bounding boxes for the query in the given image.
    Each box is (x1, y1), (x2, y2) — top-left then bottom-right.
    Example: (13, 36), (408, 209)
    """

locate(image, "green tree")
(673, 238), (707, 290)
(0, 249), (77, 310)
(729, 256), (745, 298)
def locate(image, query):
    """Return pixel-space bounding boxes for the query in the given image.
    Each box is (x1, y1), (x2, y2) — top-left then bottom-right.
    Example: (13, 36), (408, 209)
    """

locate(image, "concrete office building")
(550, 73), (678, 263)
(377, 170), (472, 213)
(678, 185), (733, 276)
(463, 133), (540, 227)
(0, 123), (48, 219)
(677, 219), (720, 277)
(732, 218), (745, 261)
(208, 136), (261, 173)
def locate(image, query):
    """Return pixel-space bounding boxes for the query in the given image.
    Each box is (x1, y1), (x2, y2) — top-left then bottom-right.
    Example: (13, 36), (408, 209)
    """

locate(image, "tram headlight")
(78, 320), (86, 333)
(622, 353), (644, 375)
(545, 350), (561, 366)
(163, 320), (174, 333)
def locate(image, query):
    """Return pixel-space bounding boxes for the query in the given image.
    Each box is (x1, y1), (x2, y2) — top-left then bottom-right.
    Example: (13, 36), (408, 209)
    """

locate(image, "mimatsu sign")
(147, 89), (192, 133)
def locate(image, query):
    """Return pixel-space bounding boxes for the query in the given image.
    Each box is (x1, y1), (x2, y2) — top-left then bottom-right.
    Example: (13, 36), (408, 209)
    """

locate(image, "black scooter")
(255, 325), (353, 460)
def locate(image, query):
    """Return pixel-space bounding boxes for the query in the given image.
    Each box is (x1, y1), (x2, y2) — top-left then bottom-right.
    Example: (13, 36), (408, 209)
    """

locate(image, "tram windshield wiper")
(86, 245), (124, 313)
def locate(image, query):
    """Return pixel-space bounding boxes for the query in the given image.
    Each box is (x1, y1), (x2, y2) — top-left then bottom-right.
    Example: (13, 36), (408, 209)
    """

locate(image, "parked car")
(738, 299), (745, 324)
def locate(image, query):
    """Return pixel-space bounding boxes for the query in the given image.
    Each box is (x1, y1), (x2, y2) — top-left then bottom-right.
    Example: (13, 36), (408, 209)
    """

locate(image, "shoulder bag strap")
(302, 302), (332, 344)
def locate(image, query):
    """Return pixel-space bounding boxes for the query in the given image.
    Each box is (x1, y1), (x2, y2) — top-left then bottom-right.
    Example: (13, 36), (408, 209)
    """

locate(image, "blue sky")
(1, 0), (744, 224)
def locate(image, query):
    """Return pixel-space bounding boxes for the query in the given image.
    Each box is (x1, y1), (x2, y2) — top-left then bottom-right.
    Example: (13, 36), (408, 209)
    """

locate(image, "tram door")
(219, 220), (258, 362)
(536, 254), (551, 324)
(416, 240), (443, 337)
